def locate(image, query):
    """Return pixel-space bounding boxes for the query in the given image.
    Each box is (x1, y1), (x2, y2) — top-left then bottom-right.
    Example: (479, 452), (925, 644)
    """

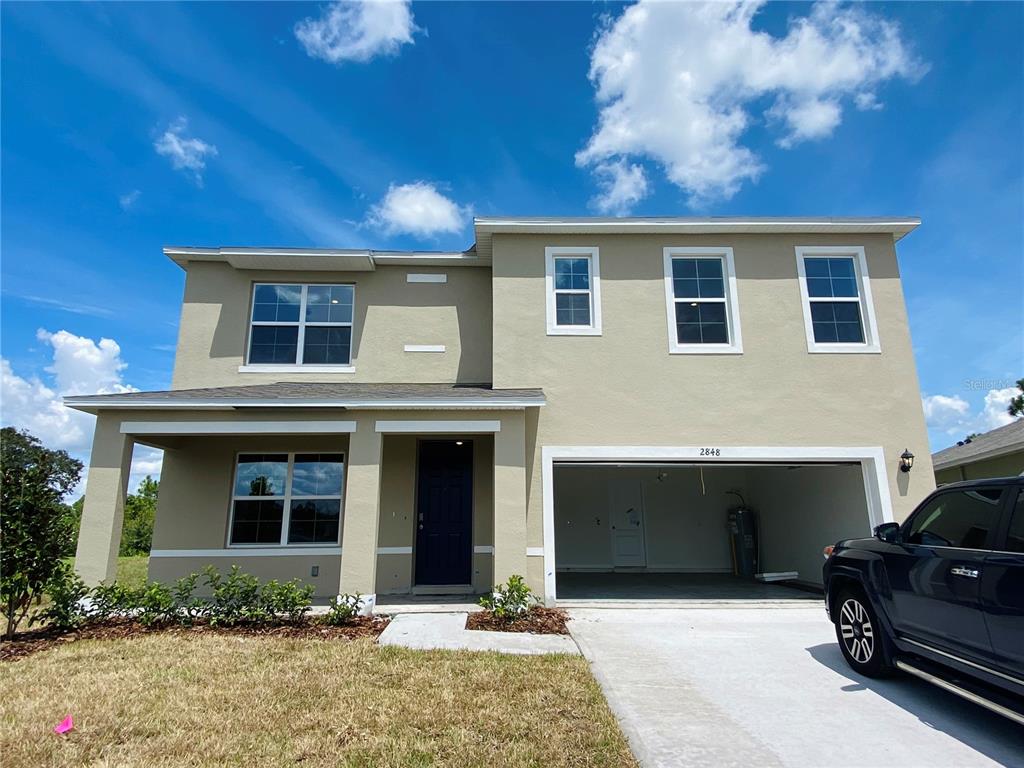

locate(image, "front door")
(610, 476), (647, 568)
(415, 440), (473, 586)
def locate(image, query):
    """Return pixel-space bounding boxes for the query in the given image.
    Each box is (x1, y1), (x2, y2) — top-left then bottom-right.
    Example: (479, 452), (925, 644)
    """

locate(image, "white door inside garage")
(551, 460), (880, 601)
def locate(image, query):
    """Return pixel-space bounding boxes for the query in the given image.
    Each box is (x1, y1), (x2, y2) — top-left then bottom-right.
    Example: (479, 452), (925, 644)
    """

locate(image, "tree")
(0, 427), (83, 638)
(1009, 378), (1024, 419)
(121, 476), (158, 556)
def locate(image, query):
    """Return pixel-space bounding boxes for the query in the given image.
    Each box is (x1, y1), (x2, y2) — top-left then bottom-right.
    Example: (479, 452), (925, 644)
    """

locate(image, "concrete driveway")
(569, 606), (1024, 768)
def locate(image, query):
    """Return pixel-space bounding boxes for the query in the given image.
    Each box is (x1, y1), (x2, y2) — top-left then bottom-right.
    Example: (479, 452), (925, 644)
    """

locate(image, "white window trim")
(795, 246), (881, 354)
(662, 247), (743, 355)
(545, 246), (602, 336)
(246, 283), (355, 367)
(227, 451), (345, 548)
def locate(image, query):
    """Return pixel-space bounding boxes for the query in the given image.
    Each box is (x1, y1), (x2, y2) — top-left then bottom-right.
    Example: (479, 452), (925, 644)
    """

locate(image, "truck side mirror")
(874, 522), (901, 543)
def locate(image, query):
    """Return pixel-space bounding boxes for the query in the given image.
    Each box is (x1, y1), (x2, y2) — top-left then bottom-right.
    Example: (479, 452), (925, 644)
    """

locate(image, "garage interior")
(553, 462), (872, 602)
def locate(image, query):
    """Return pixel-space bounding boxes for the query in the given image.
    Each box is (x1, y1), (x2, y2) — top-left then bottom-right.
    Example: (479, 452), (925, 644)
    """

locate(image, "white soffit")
(164, 247), (490, 271)
(473, 216), (921, 259)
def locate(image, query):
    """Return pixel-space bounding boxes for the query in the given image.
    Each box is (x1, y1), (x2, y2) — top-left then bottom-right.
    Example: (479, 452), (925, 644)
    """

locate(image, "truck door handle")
(951, 566), (980, 579)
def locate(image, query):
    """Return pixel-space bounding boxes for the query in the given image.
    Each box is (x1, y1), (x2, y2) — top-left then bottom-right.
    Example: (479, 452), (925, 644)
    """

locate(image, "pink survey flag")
(53, 715), (74, 734)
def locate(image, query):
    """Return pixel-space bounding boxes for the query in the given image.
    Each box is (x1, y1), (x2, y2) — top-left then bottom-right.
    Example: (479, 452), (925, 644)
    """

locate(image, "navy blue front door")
(415, 441), (473, 586)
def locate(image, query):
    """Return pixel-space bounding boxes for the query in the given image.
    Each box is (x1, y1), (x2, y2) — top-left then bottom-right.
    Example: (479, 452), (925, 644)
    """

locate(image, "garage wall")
(554, 466), (740, 571)
(747, 464), (869, 586)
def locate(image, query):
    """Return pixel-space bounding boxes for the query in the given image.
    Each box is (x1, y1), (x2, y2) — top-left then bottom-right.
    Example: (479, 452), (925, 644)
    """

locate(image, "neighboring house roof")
(64, 383), (546, 413)
(932, 419), (1024, 471)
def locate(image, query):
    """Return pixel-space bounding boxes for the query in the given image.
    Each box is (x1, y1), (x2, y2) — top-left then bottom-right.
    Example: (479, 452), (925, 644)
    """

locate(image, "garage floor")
(570, 607), (1024, 768)
(556, 572), (821, 602)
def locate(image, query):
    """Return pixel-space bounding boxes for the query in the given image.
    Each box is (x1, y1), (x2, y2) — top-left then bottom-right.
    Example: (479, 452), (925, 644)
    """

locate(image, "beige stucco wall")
(491, 232), (936, 597)
(171, 262), (492, 388)
(935, 450), (1024, 485)
(374, 435), (494, 594)
(104, 409), (512, 598)
(149, 433), (350, 597)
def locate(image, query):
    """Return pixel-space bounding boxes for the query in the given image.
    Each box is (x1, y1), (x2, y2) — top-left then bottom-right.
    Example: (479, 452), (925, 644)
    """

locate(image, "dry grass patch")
(0, 633), (636, 768)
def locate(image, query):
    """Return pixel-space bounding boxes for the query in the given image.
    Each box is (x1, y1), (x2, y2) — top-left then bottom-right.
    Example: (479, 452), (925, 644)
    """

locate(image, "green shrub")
(31, 562), (89, 632)
(1, 427), (83, 638)
(90, 581), (138, 621)
(323, 594), (363, 625)
(201, 566), (265, 626)
(479, 575), (535, 620)
(135, 582), (175, 627)
(261, 579), (315, 623)
(172, 573), (203, 625)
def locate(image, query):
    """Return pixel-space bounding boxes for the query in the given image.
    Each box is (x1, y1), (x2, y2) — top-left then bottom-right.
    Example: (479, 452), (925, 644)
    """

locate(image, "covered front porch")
(65, 383), (544, 612)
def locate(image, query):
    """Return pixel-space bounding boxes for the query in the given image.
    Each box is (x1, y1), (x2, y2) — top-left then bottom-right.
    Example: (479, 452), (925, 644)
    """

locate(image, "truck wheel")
(834, 588), (892, 678)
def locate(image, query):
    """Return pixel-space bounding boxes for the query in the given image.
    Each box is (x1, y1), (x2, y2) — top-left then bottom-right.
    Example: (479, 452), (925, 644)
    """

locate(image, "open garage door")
(551, 460), (878, 603)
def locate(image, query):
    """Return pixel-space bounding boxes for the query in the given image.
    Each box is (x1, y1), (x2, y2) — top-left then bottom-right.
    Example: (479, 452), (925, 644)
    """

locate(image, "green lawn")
(62, 555), (149, 589)
(110, 555), (149, 589)
(1, 634), (636, 767)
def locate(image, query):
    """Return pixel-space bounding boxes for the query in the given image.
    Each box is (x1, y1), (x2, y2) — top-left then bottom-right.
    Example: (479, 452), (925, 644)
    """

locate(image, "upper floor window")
(247, 283), (354, 366)
(545, 247), (602, 335)
(662, 247), (743, 354)
(795, 246), (880, 354)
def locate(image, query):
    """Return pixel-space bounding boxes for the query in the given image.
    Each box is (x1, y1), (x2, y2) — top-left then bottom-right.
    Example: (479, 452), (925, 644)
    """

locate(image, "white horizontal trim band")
(150, 548), (341, 558)
(404, 345), (446, 353)
(406, 273), (447, 283)
(526, 547), (545, 557)
(121, 420), (357, 435)
(375, 420), (502, 433)
(238, 365), (356, 374)
(473, 545), (494, 554)
(377, 546), (413, 555)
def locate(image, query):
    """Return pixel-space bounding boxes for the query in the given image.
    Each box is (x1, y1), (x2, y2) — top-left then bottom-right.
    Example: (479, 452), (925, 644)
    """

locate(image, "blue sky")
(1, 1), (1021, 484)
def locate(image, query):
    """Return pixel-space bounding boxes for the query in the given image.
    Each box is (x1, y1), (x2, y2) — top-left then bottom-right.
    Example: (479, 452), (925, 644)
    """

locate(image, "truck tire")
(834, 587), (893, 678)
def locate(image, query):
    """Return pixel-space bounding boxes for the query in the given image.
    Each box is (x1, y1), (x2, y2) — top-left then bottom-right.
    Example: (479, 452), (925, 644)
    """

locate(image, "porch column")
(74, 413), (134, 586)
(339, 418), (383, 612)
(493, 411), (528, 585)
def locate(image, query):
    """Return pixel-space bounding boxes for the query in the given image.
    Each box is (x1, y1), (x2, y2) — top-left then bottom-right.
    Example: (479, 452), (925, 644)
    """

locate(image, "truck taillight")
(822, 545), (835, 560)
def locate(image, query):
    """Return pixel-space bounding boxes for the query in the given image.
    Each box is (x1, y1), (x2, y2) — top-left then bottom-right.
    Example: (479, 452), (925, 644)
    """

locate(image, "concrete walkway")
(569, 606), (1024, 768)
(378, 612), (580, 655)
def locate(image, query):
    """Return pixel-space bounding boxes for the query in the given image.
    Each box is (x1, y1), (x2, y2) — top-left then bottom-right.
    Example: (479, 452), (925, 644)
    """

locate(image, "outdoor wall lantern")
(899, 449), (915, 473)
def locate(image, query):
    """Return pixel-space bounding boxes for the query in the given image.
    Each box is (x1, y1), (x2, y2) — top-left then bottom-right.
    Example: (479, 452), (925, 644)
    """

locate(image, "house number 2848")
(699, 448), (721, 456)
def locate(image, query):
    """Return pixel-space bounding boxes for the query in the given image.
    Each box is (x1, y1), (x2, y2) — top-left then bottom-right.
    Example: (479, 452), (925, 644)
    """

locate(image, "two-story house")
(67, 216), (934, 610)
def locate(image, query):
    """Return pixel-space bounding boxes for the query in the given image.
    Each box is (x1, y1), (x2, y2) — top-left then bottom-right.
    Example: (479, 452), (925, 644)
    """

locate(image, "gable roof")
(932, 418), (1024, 471)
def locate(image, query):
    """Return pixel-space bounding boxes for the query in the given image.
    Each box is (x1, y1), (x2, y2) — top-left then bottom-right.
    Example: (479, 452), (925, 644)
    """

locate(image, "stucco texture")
(171, 262), (492, 388)
(491, 232), (935, 584)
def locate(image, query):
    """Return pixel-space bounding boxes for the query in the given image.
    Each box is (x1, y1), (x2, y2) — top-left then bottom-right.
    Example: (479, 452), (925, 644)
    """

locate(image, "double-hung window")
(663, 247), (743, 354)
(229, 453), (344, 546)
(246, 283), (355, 368)
(796, 247), (880, 353)
(545, 247), (602, 335)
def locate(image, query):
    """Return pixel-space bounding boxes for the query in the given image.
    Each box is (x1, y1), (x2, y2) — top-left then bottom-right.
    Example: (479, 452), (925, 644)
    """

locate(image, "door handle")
(951, 566), (980, 579)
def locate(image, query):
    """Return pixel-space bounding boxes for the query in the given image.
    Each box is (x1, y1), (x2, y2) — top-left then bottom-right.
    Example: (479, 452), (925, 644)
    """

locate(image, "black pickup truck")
(823, 477), (1024, 724)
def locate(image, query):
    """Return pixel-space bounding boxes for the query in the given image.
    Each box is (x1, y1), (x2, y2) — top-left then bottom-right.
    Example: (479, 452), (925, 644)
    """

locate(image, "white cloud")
(591, 160), (650, 215)
(922, 387), (1017, 439)
(1, 330), (161, 495)
(577, 1), (925, 208)
(295, 0), (420, 64)
(366, 181), (470, 237)
(154, 117), (218, 186)
(119, 189), (141, 211)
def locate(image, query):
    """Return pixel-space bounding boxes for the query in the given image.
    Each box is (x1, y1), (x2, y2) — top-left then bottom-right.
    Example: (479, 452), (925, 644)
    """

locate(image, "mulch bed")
(0, 616), (390, 663)
(465, 607), (570, 635)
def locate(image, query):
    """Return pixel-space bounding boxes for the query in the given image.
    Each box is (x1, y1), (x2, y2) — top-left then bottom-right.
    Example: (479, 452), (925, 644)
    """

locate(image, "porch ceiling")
(63, 382), (546, 414)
